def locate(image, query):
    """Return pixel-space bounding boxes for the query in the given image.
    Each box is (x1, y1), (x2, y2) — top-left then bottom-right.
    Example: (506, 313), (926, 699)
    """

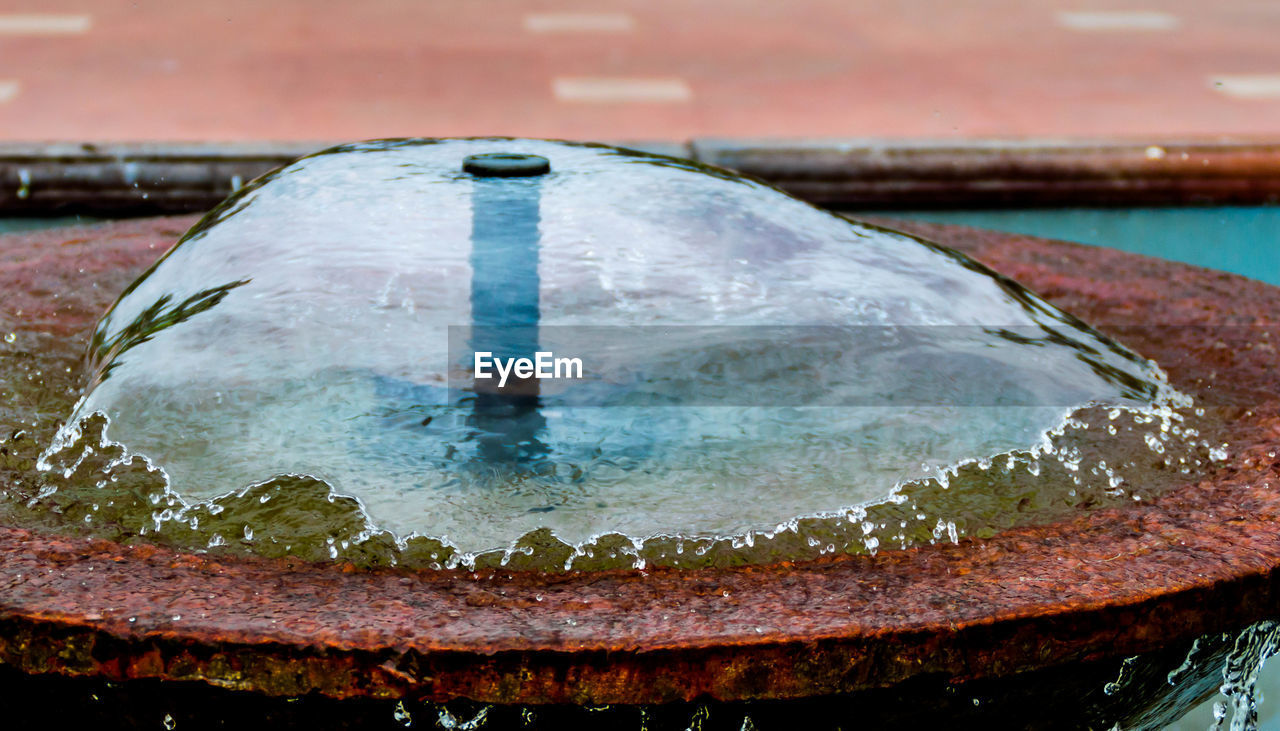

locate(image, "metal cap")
(463, 153), (551, 178)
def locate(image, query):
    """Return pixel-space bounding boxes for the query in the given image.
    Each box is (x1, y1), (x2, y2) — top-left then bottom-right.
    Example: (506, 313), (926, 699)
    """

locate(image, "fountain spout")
(464, 153), (550, 465)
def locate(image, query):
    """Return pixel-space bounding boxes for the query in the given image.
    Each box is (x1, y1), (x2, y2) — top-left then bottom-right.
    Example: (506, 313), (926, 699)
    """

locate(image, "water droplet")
(392, 700), (412, 726)
(1144, 433), (1165, 454)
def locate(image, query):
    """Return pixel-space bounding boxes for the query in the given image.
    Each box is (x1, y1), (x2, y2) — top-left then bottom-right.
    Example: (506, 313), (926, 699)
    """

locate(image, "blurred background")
(0, 0), (1277, 141)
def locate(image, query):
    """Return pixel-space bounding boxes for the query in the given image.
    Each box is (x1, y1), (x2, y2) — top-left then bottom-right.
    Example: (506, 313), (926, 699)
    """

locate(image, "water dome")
(47, 138), (1181, 568)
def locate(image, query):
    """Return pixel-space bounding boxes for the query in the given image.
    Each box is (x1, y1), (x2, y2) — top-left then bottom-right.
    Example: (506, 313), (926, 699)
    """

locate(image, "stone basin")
(0, 214), (1277, 706)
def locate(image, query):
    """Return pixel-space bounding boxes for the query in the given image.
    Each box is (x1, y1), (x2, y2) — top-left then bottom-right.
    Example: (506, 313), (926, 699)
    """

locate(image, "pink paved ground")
(0, 0), (1277, 141)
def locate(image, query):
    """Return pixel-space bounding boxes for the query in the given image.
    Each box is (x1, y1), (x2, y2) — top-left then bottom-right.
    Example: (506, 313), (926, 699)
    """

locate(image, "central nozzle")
(465, 152), (548, 463)
(463, 152), (551, 178)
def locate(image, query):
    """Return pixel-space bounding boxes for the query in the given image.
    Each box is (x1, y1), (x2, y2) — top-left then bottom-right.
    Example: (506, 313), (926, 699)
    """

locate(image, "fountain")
(1, 138), (1278, 728)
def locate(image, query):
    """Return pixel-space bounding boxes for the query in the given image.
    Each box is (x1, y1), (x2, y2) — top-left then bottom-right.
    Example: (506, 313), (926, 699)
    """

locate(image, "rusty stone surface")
(1, 215), (1279, 704)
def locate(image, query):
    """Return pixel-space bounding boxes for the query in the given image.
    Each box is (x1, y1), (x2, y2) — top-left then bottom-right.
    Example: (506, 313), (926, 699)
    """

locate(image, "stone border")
(1, 216), (1278, 703)
(3, 139), (1280, 214)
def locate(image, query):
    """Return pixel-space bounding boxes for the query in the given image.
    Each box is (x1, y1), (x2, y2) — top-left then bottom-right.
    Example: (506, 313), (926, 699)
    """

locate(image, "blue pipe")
(465, 153), (550, 465)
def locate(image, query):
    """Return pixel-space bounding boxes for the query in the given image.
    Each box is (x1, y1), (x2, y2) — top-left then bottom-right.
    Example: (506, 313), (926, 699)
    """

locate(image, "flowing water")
(4, 138), (1225, 571)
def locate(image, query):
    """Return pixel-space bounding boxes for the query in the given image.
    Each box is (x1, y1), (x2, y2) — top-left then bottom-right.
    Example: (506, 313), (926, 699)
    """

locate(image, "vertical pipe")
(465, 153), (551, 464)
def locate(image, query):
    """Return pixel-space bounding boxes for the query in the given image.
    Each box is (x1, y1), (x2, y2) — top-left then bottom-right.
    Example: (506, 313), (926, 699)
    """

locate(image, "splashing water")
(5, 138), (1227, 570)
(1209, 622), (1280, 731)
